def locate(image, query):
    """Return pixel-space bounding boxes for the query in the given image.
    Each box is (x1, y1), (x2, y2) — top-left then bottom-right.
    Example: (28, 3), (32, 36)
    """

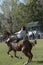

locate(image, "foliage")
(0, 0), (43, 33)
(27, 0), (43, 31)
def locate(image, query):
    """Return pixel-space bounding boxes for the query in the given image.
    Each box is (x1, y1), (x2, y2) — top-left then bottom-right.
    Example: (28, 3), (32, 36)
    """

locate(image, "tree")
(0, 0), (43, 32)
(0, 0), (30, 33)
(26, 0), (43, 31)
(0, 0), (20, 33)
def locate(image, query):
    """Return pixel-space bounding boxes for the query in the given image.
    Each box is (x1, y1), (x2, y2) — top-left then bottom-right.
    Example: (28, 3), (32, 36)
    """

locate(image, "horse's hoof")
(15, 56), (22, 59)
(24, 61), (28, 65)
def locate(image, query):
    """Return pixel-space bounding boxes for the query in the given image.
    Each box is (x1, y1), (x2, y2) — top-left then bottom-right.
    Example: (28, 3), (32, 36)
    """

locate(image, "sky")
(20, 0), (24, 3)
(0, 0), (4, 13)
(19, 0), (27, 4)
(0, 0), (3, 4)
(0, 0), (25, 4)
(0, 0), (2, 13)
(0, 0), (26, 13)
(0, 0), (26, 4)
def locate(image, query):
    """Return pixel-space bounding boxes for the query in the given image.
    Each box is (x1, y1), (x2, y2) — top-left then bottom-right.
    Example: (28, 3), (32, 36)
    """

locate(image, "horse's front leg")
(7, 48), (13, 58)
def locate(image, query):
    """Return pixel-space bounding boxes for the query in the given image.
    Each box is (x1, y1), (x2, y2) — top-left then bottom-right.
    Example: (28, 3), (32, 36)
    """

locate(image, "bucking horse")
(3, 31), (37, 65)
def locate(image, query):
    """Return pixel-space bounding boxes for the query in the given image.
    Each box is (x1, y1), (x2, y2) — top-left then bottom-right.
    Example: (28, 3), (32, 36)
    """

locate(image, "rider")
(15, 25), (27, 42)
(5, 26), (27, 43)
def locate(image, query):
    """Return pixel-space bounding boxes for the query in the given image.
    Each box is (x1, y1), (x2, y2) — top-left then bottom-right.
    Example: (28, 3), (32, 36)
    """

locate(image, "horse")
(3, 31), (37, 65)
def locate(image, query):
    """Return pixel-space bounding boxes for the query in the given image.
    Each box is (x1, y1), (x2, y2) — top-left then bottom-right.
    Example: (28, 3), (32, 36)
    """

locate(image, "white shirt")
(15, 29), (26, 38)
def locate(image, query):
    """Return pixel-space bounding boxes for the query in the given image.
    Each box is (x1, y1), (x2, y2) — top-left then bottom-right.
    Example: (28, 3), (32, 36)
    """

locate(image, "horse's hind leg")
(14, 51), (22, 59)
(7, 48), (13, 58)
(29, 52), (33, 62)
(23, 51), (30, 65)
(22, 48), (33, 65)
(22, 48), (30, 65)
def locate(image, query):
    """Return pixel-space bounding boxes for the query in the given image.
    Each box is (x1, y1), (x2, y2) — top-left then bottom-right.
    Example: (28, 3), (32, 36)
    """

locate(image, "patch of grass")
(0, 39), (43, 65)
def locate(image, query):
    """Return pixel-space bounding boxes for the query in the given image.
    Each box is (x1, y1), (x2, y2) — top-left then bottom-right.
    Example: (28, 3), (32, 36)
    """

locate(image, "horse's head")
(3, 31), (11, 40)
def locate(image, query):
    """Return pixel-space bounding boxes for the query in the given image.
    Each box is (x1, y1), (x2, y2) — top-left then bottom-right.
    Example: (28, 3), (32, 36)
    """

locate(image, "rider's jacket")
(15, 29), (26, 39)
